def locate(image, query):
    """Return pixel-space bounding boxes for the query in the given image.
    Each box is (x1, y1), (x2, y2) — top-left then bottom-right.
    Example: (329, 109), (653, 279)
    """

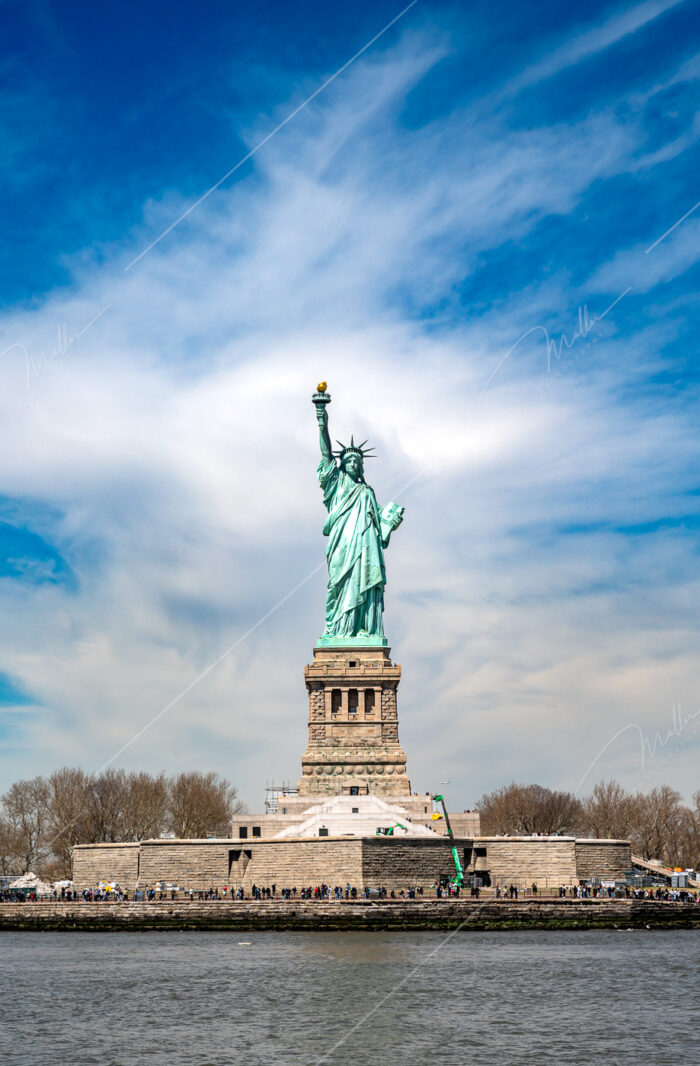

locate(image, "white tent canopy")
(9, 872), (55, 896)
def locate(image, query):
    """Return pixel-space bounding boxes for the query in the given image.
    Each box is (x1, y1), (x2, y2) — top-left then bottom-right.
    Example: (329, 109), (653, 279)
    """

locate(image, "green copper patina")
(312, 385), (404, 646)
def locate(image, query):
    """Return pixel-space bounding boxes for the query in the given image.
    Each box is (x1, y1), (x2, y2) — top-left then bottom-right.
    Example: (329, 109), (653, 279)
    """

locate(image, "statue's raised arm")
(311, 383), (404, 647)
(313, 381), (333, 462)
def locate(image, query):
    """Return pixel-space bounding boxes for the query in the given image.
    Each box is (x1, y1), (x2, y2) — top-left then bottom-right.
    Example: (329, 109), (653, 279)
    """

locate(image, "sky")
(0, 0), (698, 812)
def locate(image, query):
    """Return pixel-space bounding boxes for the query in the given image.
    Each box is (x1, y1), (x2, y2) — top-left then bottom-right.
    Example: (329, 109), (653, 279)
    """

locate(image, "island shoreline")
(2, 898), (699, 932)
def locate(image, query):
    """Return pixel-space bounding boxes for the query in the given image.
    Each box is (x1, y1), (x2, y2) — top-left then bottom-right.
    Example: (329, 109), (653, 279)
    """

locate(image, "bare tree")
(475, 779), (700, 863)
(678, 790), (700, 871)
(43, 767), (92, 874)
(83, 768), (131, 843)
(582, 779), (636, 839)
(120, 771), (168, 841)
(629, 785), (685, 863)
(0, 815), (22, 875)
(1, 776), (50, 872)
(673, 800), (699, 872)
(476, 782), (584, 836)
(167, 771), (245, 838)
(0, 766), (247, 876)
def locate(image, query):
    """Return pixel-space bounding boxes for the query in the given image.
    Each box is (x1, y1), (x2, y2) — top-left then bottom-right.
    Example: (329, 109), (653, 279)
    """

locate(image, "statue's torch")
(312, 381), (331, 418)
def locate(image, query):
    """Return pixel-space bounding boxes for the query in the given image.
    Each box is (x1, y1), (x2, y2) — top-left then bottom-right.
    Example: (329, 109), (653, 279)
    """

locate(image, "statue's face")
(342, 452), (363, 481)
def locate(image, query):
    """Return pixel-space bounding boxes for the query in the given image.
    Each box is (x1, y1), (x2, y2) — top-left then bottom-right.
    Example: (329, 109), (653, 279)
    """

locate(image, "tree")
(582, 779), (636, 839)
(167, 771), (245, 838)
(0, 766), (248, 877)
(0, 815), (22, 875)
(673, 796), (700, 872)
(83, 768), (131, 843)
(476, 782), (584, 836)
(43, 767), (92, 874)
(120, 771), (168, 841)
(629, 786), (685, 864)
(81, 769), (170, 843)
(1, 776), (50, 872)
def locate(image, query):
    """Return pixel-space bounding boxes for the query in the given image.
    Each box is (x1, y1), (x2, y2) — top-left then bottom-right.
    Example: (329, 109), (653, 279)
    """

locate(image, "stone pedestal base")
(298, 645), (411, 797)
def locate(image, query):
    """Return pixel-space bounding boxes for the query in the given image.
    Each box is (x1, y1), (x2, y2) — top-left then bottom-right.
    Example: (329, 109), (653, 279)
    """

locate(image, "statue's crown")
(333, 435), (376, 461)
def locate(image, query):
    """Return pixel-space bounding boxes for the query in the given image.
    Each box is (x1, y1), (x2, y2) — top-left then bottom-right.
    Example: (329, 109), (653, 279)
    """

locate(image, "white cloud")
(495, 0), (687, 99)
(0, 28), (698, 807)
(587, 217), (700, 294)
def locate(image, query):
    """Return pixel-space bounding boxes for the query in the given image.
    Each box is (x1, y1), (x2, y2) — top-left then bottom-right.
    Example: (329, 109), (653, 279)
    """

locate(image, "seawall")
(1, 898), (698, 932)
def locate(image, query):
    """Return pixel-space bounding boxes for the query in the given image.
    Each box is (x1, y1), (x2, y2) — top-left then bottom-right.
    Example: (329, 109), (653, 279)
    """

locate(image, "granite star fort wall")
(73, 836), (632, 892)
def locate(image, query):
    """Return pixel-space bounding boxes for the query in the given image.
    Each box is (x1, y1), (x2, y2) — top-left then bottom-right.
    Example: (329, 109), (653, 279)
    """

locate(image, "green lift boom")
(376, 822), (408, 836)
(432, 794), (464, 889)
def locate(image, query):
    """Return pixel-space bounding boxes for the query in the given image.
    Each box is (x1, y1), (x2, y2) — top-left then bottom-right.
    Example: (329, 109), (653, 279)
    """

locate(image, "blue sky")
(0, 0), (698, 807)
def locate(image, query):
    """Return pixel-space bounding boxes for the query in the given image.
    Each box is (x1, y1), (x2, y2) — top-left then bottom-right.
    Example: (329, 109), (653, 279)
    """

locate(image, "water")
(1, 929), (697, 1065)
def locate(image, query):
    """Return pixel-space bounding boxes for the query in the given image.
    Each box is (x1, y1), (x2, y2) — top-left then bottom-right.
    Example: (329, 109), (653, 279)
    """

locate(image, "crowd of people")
(0, 885), (78, 903)
(551, 883), (696, 901)
(213, 883), (427, 901)
(2, 881), (697, 903)
(628, 887), (695, 902)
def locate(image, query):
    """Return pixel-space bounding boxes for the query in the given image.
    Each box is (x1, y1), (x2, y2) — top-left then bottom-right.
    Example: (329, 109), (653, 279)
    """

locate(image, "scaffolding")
(265, 781), (298, 814)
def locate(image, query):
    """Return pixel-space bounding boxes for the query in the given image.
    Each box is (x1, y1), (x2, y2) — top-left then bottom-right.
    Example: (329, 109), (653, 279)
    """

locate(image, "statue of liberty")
(313, 384), (404, 645)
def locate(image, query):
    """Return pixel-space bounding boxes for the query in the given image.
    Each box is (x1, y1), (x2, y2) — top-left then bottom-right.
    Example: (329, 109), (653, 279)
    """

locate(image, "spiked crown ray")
(332, 435), (377, 461)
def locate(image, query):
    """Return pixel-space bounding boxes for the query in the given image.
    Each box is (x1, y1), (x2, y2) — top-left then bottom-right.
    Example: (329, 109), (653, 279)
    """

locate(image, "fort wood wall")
(479, 838), (631, 888)
(241, 839), (365, 890)
(71, 843), (140, 890)
(482, 838), (577, 886)
(575, 840), (631, 880)
(72, 836), (632, 892)
(140, 841), (233, 889)
(361, 837), (468, 888)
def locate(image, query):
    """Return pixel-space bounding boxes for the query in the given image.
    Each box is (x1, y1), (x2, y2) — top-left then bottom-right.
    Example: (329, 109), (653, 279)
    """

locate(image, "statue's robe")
(318, 456), (386, 637)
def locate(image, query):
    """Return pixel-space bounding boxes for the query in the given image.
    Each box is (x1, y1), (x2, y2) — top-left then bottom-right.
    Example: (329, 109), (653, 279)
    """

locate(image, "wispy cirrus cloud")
(496, 0), (687, 99)
(0, 6), (698, 804)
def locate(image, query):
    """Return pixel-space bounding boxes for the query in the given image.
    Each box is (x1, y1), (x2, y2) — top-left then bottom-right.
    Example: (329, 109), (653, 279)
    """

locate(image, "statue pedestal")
(298, 645), (411, 797)
(316, 634), (388, 648)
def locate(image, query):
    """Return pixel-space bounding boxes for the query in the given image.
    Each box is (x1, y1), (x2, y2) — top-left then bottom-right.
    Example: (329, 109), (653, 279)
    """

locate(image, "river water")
(2, 929), (697, 1065)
